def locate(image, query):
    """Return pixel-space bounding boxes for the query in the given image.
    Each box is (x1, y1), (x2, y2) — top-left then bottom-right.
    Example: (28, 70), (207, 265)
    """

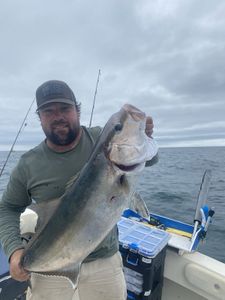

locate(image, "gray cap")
(36, 80), (77, 110)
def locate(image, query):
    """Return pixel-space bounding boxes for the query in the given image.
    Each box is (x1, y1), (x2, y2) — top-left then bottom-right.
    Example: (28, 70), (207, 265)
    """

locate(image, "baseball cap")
(36, 80), (77, 110)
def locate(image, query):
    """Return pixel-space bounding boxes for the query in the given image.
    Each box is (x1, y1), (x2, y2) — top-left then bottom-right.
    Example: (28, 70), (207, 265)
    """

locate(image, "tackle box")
(118, 217), (170, 300)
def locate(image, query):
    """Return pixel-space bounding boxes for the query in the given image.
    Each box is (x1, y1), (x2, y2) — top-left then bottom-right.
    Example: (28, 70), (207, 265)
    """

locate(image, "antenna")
(89, 69), (101, 128)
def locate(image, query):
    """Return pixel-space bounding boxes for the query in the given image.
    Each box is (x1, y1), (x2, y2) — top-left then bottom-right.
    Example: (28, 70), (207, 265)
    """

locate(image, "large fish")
(21, 104), (155, 287)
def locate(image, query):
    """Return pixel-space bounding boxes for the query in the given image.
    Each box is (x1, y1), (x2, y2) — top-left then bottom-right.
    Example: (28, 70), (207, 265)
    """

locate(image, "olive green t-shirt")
(0, 126), (118, 261)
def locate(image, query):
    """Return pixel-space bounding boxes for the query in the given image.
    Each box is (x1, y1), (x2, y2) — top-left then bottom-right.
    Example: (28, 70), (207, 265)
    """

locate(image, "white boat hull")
(162, 248), (225, 300)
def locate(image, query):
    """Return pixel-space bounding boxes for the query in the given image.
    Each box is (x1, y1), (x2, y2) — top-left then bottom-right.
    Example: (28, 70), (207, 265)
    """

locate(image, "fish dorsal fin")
(32, 263), (81, 289)
(29, 172), (81, 228)
(65, 172), (80, 191)
(28, 198), (62, 232)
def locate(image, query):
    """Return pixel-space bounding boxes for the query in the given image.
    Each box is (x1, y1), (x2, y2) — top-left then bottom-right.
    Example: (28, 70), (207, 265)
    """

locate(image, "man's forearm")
(0, 201), (24, 259)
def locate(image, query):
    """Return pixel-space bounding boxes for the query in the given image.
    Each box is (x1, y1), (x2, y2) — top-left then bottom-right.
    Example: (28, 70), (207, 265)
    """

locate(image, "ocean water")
(0, 147), (224, 263)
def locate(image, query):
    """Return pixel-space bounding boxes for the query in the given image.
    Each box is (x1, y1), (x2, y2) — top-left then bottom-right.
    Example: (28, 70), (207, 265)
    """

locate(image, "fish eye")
(114, 123), (123, 132)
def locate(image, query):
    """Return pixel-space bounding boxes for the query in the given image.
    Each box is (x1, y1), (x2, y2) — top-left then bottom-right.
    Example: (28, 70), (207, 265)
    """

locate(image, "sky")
(0, 0), (225, 150)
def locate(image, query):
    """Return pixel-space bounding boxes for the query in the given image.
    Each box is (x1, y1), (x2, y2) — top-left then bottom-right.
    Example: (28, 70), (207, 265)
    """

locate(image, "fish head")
(106, 104), (149, 173)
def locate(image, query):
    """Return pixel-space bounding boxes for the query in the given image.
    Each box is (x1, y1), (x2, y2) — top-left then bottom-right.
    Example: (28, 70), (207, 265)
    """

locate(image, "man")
(0, 80), (158, 300)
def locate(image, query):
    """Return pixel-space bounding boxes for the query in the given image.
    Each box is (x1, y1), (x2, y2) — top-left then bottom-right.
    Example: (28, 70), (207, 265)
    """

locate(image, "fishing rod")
(89, 69), (101, 128)
(0, 97), (35, 178)
(191, 169), (212, 242)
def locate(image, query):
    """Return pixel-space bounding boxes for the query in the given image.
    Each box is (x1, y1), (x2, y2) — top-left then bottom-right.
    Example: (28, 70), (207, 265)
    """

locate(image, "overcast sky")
(0, 0), (225, 150)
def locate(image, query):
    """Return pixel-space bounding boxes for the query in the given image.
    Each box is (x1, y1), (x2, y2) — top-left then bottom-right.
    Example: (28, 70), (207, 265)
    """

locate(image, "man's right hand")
(9, 249), (30, 281)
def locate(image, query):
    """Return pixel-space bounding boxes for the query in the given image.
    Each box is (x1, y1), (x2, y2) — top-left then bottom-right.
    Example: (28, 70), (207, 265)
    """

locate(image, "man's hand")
(145, 116), (154, 138)
(9, 249), (30, 281)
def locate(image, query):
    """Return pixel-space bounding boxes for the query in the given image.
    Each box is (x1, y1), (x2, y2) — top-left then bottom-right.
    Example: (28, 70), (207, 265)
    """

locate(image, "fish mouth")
(114, 162), (142, 172)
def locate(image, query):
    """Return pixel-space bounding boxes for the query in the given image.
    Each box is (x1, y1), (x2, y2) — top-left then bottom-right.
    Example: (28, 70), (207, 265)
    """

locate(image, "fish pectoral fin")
(33, 263), (81, 290)
(129, 191), (150, 220)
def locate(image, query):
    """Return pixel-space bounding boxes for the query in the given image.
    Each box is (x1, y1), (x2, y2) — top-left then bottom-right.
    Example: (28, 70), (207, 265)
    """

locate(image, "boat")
(163, 246), (225, 300)
(119, 209), (225, 300)
(0, 170), (225, 300)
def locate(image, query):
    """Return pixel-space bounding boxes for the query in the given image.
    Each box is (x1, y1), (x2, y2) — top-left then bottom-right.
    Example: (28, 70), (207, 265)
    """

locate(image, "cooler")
(118, 218), (170, 300)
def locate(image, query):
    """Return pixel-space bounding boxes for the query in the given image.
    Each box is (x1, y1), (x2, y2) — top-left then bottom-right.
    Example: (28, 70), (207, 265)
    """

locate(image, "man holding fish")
(0, 80), (158, 299)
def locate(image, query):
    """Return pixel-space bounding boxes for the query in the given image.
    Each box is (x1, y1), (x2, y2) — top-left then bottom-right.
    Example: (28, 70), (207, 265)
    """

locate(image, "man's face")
(38, 102), (80, 146)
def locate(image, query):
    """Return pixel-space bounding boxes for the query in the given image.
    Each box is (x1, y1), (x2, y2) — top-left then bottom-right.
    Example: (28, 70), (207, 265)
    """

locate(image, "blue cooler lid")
(118, 217), (170, 258)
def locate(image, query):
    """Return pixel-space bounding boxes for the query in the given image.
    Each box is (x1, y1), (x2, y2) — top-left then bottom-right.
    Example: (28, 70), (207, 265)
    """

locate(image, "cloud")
(0, 0), (225, 150)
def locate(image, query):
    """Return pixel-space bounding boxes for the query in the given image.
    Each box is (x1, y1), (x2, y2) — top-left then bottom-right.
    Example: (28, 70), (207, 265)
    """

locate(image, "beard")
(43, 120), (80, 146)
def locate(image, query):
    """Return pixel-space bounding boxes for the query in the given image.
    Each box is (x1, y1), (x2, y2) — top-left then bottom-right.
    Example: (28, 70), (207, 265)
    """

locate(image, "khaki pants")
(26, 252), (127, 300)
